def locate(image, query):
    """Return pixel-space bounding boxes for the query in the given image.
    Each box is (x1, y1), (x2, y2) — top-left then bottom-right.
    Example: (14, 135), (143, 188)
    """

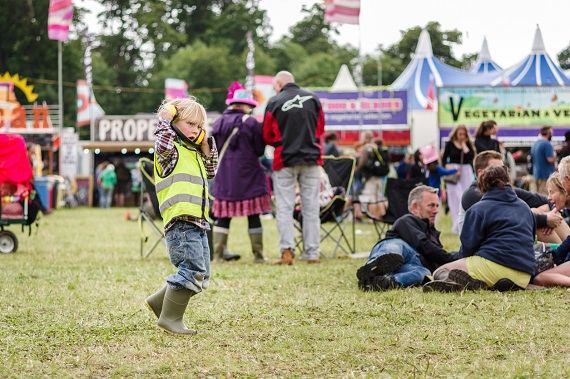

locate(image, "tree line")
(1, 0), (569, 138)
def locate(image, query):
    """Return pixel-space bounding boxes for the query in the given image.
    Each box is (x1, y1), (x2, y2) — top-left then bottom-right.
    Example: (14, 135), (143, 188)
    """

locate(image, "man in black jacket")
(356, 185), (459, 291)
(263, 71), (325, 265)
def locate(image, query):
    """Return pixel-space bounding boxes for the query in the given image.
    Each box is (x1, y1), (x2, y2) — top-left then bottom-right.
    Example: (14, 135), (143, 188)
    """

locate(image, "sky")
(79, 0), (570, 70)
(259, 0), (569, 69)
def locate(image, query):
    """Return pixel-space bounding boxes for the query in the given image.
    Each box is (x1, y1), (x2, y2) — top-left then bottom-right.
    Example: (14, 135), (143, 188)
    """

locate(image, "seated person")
(356, 185), (459, 291)
(532, 173), (570, 288)
(426, 165), (536, 292)
(355, 139), (389, 219)
(457, 150), (567, 243)
(293, 166), (343, 222)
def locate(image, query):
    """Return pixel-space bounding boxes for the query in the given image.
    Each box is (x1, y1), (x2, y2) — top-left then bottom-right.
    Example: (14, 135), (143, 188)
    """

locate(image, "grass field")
(1, 207), (569, 378)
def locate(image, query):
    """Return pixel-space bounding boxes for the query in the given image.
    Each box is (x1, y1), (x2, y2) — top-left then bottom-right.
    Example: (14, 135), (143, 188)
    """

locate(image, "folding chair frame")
(362, 177), (427, 240)
(138, 157), (166, 259)
(294, 156), (356, 259)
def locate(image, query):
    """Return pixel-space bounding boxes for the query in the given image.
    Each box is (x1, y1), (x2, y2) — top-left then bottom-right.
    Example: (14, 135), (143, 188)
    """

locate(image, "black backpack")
(364, 146), (390, 177)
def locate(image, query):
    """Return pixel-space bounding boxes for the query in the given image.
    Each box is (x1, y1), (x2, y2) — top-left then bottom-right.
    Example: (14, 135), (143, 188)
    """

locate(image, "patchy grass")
(1, 207), (569, 378)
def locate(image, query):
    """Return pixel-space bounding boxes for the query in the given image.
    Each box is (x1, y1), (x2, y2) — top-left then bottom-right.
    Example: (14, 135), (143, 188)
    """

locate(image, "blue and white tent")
(470, 37), (502, 74)
(392, 29), (494, 110)
(490, 26), (570, 86)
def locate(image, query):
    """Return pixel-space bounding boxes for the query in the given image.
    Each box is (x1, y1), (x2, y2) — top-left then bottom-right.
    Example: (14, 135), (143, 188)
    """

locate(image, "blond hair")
(159, 97), (207, 128)
(547, 172), (566, 195)
(559, 156), (570, 180)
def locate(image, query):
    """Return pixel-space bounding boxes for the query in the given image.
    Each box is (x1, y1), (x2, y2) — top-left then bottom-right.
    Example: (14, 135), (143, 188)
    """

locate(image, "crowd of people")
(141, 70), (570, 336)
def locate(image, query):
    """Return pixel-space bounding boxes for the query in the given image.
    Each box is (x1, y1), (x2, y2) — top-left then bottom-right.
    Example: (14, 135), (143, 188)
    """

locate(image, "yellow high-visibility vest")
(154, 144), (208, 227)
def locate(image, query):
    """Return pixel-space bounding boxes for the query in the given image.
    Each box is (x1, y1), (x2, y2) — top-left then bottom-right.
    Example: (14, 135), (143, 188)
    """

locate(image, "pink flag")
(48, 0), (74, 41)
(324, 0), (360, 25)
(165, 78), (190, 100)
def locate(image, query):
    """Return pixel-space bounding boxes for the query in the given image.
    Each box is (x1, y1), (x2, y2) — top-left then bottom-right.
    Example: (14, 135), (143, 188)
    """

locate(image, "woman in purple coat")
(211, 82), (272, 263)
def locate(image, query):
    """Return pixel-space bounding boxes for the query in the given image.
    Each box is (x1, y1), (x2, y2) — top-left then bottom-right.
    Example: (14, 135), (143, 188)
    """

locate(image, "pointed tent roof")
(490, 26), (570, 86)
(331, 64), (358, 91)
(470, 37), (502, 74)
(392, 29), (493, 110)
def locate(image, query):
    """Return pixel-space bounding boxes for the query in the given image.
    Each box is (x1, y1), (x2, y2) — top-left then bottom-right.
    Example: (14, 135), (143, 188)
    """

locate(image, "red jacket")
(263, 83), (325, 170)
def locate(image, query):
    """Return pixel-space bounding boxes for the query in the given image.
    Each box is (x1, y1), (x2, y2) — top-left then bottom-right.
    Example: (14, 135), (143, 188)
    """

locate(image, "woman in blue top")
(428, 165), (536, 291)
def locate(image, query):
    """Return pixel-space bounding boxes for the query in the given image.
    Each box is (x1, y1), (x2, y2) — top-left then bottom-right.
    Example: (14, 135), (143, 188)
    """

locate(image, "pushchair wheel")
(0, 230), (18, 253)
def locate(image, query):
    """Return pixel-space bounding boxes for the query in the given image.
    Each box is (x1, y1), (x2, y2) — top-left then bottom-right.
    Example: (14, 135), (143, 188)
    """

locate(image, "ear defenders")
(165, 104), (205, 148)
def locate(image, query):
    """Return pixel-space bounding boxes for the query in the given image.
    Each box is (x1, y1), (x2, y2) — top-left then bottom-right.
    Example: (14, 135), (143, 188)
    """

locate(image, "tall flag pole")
(48, 0), (73, 136)
(245, 31), (255, 91)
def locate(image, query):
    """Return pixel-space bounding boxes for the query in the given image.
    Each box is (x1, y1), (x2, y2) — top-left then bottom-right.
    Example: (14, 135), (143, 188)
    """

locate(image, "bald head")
(273, 71), (295, 93)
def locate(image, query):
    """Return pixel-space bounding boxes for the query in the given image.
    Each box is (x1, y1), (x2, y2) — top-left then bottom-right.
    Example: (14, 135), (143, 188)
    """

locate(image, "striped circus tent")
(392, 29), (493, 110)
(470, 37), (502, 74)
(490, 26), (570, 86)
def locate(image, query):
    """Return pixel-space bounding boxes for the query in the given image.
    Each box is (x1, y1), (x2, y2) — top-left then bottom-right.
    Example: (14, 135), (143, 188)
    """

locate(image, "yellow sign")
(0, 72), (38, 102)
(0, 72), (49, 130)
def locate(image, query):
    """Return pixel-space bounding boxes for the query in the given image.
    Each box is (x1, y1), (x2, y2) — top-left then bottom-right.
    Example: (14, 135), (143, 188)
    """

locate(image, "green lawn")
(1, 207), (569, 378)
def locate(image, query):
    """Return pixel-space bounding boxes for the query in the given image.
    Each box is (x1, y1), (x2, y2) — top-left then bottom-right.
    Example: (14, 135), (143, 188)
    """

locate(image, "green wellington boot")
(213, 230), (229, 263)
(249, 232), (266, 263)
(145, 284), (167, 319)
(157, 286), (197, 335)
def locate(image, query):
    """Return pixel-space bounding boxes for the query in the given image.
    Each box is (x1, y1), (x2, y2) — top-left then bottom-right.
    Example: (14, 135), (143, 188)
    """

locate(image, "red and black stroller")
(0, 134), (42, 253)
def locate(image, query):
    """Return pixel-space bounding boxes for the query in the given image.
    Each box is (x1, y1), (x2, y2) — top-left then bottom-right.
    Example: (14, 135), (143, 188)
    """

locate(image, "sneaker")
(448, 269), (488, 290)
(356, 253), (405, 283)
(273, 248), (294, 265)
(423, 280), (463, 292)
(490, 278), (524, 292)
(363, 275), (394, 292)
(306, 258), (321, 264)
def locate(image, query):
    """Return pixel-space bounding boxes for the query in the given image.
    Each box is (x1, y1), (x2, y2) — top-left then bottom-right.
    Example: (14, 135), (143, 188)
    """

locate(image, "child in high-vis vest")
(145, 97), (218, 335)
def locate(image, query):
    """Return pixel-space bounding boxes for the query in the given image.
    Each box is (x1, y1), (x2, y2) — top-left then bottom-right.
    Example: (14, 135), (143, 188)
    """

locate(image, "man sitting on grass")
(356, 185), (459, 291)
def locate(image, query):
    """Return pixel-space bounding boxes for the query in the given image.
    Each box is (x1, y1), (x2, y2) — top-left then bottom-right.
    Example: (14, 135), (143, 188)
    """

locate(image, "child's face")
(175, 119), (202, 141)
(547, 185), (567, 211)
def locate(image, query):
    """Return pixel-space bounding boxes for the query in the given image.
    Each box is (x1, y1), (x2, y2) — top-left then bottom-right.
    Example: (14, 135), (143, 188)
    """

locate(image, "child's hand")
(201, 135), (211, 156)
(159, 107), (174, 121)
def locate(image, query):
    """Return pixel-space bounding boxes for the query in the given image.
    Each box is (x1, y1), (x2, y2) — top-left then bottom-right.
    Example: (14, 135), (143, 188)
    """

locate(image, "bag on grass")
(534, 242), (555, 276)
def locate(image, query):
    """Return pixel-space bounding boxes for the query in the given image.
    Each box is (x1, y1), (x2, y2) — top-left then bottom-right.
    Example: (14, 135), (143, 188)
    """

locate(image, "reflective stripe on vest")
(154, 144), (208, 226)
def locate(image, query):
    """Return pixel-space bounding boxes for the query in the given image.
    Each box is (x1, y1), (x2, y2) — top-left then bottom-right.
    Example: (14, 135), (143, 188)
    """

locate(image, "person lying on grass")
(356, 185), (459, 291)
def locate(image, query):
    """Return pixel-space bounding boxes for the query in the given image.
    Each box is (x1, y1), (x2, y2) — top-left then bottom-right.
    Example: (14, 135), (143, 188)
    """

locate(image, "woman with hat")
(210, 82), (271, 263)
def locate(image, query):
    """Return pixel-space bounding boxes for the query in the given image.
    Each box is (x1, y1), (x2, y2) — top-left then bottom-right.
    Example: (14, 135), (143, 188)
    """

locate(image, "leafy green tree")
(295, 53), (343, 87)
(286, 3), (339, 55)
(559, 44), (570, 70)
(379, 22), (464, 85)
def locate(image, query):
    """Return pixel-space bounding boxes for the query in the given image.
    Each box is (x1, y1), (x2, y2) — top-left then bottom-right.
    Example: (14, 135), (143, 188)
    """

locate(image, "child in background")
(420, 145), (459, 192)
(145, 97), (218, 336)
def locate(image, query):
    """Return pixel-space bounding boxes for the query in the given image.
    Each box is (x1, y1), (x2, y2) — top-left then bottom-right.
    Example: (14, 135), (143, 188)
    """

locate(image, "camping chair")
(138, 157), (166, 258)
(366, 177), (427, 239)
(294, 156), (356, 259)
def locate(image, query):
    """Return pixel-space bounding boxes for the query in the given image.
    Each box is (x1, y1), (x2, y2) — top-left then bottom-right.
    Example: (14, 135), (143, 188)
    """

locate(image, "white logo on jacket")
(282, 94), (313, 112)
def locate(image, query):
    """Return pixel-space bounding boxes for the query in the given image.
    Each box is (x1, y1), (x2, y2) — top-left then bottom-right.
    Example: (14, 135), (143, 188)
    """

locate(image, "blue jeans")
(101, 188), (113, 208)
(165, 222), (210, 293)
(368, 238), (430, 287)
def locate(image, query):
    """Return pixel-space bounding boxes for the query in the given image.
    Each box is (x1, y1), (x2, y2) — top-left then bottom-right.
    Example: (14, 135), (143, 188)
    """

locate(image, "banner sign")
(313, 90), (408, 129)
(93, 116), (157, 142)
(59, 127), (78, 178)
(439, 87), (570, 127)
(252, 75), (275, 122)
